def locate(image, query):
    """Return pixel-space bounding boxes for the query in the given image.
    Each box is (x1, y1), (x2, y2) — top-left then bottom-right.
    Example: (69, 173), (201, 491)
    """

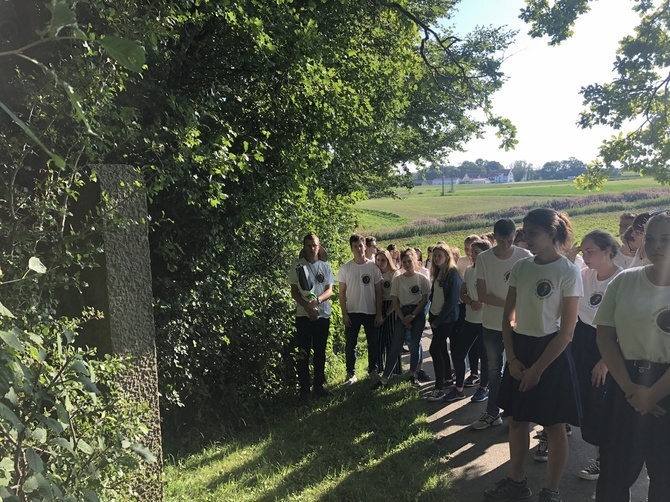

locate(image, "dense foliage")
(521, 0), (670, 187)
(0, 0), (515, 445)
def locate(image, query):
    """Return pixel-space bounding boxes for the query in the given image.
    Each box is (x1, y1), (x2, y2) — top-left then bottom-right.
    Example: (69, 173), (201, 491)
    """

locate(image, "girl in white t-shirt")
(375, 250), (401, 376)
(484, 208), (582, 502)
(594, 211), (670, 501)
(374, 248), (430, 388)
(571, 230), (622, 481)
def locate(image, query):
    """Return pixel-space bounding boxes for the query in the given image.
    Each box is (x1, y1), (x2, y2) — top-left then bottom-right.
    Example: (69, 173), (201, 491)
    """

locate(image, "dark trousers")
(383, 308), (425, 378)
(452, 320), (486, 388)
(596, 362), (670, 502)
(345, 313), (378, 374)
(295, 316), (330, 393)
(429, 316), (456, 391)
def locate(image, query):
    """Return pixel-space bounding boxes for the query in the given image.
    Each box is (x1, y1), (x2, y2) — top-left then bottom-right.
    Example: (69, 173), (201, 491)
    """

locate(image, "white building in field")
(488, 169), (514, 183)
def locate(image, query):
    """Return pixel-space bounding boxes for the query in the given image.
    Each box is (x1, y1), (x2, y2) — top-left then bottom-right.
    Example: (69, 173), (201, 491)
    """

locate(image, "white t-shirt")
(336, 259), (382, 314)
(594, 267), (670, 362)
(508, 256), (583, 337)
(578, 267), (622, 327)
(573, 253), (587, 270)
(417, 266), (431, 280)
(288, 259), (334, 318)
(430, 278), (445, 315)
(628, 249), (650, 269)
(464, 266), (483, 324)
(391, 273), (431, 307)
(476, 246), (532, 330)
(613, 250), (635, 269)
(381, 270), (400, 301)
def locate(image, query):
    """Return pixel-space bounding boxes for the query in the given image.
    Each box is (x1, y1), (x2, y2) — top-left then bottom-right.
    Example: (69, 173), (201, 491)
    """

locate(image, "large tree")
(0, 0), (515, 430)
(521, 0), (670, 187)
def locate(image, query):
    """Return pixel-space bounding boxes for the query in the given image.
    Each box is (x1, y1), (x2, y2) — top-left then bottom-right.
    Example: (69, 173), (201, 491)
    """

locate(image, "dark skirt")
(378, 300), (401, 375)
(571, 319), (611, 445)
(497, 332), (581, 426)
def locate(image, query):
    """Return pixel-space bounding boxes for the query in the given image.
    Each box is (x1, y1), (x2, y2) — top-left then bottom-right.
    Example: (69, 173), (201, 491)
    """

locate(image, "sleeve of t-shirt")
(475, 253), (486, 280)
(508, 259), (523, 288)
(593, 274), (621, 327)
(561, 262), (584, 297)
(335, 263), (346, 284)
(325, 263), (335, 286)
(390, 275), (400, 298)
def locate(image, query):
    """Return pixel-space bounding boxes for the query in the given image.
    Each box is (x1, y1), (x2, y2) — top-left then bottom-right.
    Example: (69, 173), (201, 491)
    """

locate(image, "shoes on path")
(471, 387), (489, 402)
(416, 369), (432, 382)
(443, 388), (466, 402)
(578, 459), (600, 481)
(344, 373), (358, 385)
(534, 439), (548, 462)
(537, 488), (562, 502)
(464, 373), (481, 387)
(484, 476), (532, 501)
(426, 389), (445, 402)
(471, 412), (503, 430)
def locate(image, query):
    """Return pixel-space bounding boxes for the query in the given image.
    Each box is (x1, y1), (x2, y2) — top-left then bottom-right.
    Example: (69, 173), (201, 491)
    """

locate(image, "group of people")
(288, 208), (670, 502)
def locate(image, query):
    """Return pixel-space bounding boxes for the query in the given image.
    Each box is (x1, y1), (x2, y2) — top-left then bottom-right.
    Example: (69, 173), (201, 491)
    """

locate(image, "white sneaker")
(345, 373), (358, 385)
(471, 412), (503, 430)
(426, 389), (445, 402)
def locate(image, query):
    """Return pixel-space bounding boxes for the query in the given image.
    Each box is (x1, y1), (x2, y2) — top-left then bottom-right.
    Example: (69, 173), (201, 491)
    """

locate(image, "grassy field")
(356, 177), (670, 251)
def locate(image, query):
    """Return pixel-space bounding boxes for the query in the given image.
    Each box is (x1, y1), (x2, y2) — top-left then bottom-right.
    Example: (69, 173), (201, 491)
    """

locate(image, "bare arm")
(318, 284), (333, 303)
(502, 286), (524, 380)
(339, 282), (351, 327)
(477, 278), (506, 308)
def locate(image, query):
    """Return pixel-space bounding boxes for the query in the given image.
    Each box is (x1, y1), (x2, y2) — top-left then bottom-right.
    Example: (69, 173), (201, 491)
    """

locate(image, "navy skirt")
(497, 332), (581, 426)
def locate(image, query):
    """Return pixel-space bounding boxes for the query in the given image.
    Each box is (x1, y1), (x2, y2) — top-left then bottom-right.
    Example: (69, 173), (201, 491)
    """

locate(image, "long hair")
(523, 208), (574, 252)
(430, 244), (456, 285)
(375, 249), (397, 272)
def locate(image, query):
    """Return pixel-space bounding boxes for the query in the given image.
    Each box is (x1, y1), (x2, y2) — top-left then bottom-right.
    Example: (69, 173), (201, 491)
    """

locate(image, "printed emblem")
(504, 270), (511, 282)
(410, 285), (420, 294)
(362, 274), (371, 285)
(535, 279), (554, 299)
(383, 280), (391, 289)
(316, 273), (325, 284)
(656, 310), (670, 334)
(589, 293), (602, 307)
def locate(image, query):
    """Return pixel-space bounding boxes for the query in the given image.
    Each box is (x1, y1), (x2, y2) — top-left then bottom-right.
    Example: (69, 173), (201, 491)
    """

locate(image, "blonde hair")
(375, 249), (397, 272)
(430, 244), (457, 285)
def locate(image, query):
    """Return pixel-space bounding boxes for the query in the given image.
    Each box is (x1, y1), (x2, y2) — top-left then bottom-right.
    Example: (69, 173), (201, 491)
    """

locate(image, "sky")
(445, 0), (640, 168)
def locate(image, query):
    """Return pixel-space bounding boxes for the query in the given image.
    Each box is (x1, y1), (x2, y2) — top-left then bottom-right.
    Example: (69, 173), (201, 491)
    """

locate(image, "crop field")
(355, 176), (670, 252)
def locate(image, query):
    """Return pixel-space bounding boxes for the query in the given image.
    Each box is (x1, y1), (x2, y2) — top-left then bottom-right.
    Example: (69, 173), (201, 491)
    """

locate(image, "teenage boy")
(365, 236), (378, 261)
(472, 218), (531, 429)
(289, 233), (334, 400)
(337, 234), (384, 384)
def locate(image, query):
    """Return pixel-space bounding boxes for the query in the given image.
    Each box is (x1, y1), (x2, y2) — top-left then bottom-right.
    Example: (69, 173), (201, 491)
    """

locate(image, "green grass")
(165, 376), (453, 501)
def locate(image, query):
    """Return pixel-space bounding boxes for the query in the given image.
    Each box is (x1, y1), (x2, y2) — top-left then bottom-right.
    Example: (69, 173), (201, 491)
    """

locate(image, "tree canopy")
(521, 0), (670, 187)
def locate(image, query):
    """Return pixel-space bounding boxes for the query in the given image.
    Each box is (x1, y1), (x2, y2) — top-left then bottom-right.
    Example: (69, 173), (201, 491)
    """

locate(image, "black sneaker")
(484, 477), (532, 501)
(537, 488), (562, 502)
(416, 369), (432, 382)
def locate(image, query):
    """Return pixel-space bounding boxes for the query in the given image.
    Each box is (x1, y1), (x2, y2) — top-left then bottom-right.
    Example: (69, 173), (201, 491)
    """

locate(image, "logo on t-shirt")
(316, 273), (325, 284)
(504, 270), (511, 283)
(361, 274), (371, 285)
(383, 280), (391, 289)
(535, 279), (554, 299)
(656, 309), (670, 334)
(589, 292), (603, 307)
(410, 285), (420, 294)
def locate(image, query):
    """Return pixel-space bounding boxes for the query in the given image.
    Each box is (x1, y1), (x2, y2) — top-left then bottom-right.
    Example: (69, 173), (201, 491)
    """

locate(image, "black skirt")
(497, 332), (581, 427)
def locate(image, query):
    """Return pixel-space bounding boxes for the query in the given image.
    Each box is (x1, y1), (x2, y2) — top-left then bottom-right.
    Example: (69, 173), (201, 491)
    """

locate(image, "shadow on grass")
(166, 379), (457, 501)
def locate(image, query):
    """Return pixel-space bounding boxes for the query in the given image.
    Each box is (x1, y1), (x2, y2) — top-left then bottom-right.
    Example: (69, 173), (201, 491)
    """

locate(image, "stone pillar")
(95, 165), (163, 501)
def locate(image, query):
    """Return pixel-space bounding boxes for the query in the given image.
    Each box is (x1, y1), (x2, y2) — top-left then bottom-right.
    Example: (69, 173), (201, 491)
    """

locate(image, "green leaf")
(25, 447), (44, 473)
(0, 402), (22, 430)
(50, 437), (73, 453)
(70, 360), (89, 376)
(0, 302), (15, 318)
(22, 475), (40, 493)
(99, 36), (146, 73)
(0, 330), (24, 352)
(28, 257), (47, 274)
(0, 101), (65, 168)
(77, 439), (93, 454)
(4, 387), (18, 405)
(80, 488), (100, 502)
(48, 0), (77, 35)
(41, 417), (64, 435)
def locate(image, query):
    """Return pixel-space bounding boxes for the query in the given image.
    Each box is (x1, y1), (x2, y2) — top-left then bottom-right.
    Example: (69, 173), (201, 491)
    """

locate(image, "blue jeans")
(383, 307), (425, 378)
(482, 327), (504, 417)
(345, 313), (378, 374)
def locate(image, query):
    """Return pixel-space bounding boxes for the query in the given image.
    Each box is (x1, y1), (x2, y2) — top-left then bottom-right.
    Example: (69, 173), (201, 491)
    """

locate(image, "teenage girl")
(375, 250), (401, 376)
(484, 208), (582, 502)
(426, 244), (462, 401)
(374, 248), (430, 388)
(445, 239), (492, 402)
(594, 211), (670, 501)
(458, 236), (483, 386)
(628, 212), (651, 268)
(571, 230), (622, 481)
(614, 226), (637, 269)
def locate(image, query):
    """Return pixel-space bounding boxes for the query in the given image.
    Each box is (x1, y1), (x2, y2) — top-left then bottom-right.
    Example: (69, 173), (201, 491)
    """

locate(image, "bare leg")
(544, 423), (569, 491)
(508, 418), (530, 481)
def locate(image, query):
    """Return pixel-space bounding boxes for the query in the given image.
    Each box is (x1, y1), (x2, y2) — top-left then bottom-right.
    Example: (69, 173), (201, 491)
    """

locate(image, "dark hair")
(631, 212), (651, 232)
(413, 247), (423, 262)
(349, 234), (365, 246)
(471, 239), (491, 253)
(493, 218), (516, 237)
(303, 232), (319, 245)
(523, 208), (573, 250)
(365, 236), (377, 247)
(400, 247), (418, 267)
(514, 227), (525, 244)
(387, 243), (398, 252)
(647, 211), (670, 229)
(581, 229), (618, 259)
(620, 212), (636, 220)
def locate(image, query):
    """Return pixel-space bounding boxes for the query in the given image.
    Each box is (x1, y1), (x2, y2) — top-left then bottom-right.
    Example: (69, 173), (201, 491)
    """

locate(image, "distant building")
(470, 177), (489, 184)
(488, 169), (514, 183)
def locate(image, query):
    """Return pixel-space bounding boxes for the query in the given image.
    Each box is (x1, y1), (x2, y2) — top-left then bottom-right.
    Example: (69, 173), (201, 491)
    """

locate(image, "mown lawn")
(164, 380), (454, 502)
